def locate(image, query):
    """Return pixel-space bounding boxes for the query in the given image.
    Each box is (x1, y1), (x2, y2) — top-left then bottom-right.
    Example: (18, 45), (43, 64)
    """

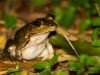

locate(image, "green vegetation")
(49, 34), (100, 56)
(2, 0), (100, 75)
(5, 15), (17, 28)
(7, 54), (100, 75)
(53, 0), (100, 47)
(68, 54), (100, 75)
(34, 55), (68, 75)
(8, 65), (22, 75)
(54, 0), (100, 30)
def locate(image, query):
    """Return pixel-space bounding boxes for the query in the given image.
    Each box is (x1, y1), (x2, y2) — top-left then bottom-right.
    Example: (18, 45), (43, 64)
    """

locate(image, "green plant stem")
(7, 28), (12, 39)
(4, 0), (12, 16)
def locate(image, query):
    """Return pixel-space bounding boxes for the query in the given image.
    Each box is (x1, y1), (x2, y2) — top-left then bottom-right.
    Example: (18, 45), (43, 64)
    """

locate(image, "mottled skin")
(3, 14), (57, 61)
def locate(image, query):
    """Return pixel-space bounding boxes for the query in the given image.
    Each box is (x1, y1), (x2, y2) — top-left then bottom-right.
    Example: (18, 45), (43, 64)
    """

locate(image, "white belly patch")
(21, 42), (46, 60)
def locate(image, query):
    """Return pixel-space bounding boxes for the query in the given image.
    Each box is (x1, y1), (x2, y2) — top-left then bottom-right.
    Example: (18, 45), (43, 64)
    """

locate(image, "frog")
(3, 14), (57, 61)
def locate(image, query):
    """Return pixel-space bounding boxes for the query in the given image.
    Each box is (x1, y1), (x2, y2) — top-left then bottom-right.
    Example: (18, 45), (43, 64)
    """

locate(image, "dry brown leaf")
(57, 54), (78, 62)
(21, 70), (28, 75)
(55, 49), (77, 62)
(0, 25), (8, 34)
(0, 70), (8, 75)
(56, 26), (78, 41)
(0, 34), (7, 49)
(55, 49), (68, 54)
(0, 56), (42, 70)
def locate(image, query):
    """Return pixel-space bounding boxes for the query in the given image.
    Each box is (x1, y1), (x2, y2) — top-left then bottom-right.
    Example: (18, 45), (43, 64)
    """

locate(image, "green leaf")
(52, 0), (61, 4)
(49, 34), (67, 47)
(76, 68), (85, 75)
(91, 17), (100, 26)
(49, 55), (59, 68)
(86, 57), (97, 65)
(90, 6), (98, 15)
(77, 0), (89, 7)
(92, 40), (100, 47)
(97, 57), (100, 63)
(68, 61), (82, 70)
(8, 66), (22, 75)
(34, 61), (49, 70)
(41, 70), (51, 75)
(79, 54), (89, 64)
(8, 68), (15, 72)
(60, 6), (76, 28)
(8, 71), (22, 75)
(9, 73), (15, 75)
(89, 66), (100, 74)
(79, 54), (97, 65)
(92, 28), (100, 46)
(50, 34), (100, 56)
(92, 28), (100, 40)
(34, 0), (46, 6)
(55, 7), (63, 22)
(15, 65), (20, 70)
(15, 71), (22, 75)
(55, 71), (69, 75)
(5, 15), (17, 28)
(79, 19), (91, 32)
(49, 34), (74, 53)
(69, 0), (76, 5)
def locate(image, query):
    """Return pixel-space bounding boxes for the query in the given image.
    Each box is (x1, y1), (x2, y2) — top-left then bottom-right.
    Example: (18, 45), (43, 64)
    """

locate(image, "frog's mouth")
(31, 26), (57, 35)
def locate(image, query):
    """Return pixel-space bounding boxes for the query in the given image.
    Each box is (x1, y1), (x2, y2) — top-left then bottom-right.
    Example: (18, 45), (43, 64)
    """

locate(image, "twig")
(94, 3), (100, 17)
(63, 35), (79, 58)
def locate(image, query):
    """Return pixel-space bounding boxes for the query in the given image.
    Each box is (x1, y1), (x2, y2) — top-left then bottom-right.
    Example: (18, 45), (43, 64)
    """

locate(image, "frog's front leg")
(39, 39), (54, 60)
(15, 38), (30, 61)
(15, 47), (22, 61)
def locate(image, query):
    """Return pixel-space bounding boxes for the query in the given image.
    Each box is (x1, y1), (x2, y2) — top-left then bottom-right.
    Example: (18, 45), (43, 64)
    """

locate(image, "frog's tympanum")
(3, 14), (57, 61)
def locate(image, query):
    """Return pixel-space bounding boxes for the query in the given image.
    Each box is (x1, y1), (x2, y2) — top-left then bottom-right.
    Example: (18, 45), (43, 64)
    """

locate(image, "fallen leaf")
(0, 70), (8, 75)
(57, 54), (78, 62)
(55, 49), (77, 62)
(0, 34), (7, 49)
(55, 49), (68, 54)
(21, 70), (27, 75)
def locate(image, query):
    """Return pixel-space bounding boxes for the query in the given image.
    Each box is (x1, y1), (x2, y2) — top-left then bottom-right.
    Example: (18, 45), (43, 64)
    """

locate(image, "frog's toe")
(15, 56), (22, 62)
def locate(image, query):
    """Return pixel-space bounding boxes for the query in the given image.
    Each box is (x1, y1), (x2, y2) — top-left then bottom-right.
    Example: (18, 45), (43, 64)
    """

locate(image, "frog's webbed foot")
(16, 56), (22, 62)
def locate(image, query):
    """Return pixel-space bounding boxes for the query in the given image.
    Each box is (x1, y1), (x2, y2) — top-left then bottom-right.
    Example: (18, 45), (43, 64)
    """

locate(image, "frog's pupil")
(34, 21), (41, 27)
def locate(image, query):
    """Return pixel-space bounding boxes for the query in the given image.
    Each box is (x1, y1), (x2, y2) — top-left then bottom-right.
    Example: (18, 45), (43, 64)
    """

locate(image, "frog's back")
(14, 24), (29, 45)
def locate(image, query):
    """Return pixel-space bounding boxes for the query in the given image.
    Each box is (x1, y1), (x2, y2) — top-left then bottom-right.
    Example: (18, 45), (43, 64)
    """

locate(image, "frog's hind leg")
(45, 39), (54, 59)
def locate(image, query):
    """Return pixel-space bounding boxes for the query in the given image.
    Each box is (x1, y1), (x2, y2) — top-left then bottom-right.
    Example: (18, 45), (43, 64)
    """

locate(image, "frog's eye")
(33, 20), (41, 28)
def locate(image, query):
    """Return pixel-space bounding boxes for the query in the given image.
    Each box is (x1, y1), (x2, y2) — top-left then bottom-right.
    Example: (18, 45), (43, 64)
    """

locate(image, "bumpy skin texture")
(3, 14), (57, 61)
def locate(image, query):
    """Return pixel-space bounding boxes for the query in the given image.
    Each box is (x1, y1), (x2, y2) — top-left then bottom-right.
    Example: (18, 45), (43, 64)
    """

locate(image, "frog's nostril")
(48, 23), (53, 26)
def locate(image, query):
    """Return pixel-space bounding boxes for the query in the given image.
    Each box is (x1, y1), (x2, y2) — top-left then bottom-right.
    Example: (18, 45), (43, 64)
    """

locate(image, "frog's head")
(29, 14), (57, 35)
